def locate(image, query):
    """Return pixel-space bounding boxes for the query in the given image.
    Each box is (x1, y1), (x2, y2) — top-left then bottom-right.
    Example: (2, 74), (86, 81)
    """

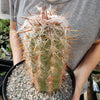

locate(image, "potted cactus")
(19, 6), (75, 93)
(2, 6), (76, 100)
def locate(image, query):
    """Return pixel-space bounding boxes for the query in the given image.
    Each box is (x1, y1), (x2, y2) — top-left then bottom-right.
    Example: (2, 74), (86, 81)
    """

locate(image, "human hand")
(72, 69), (83, 100)
(71, 86), (80, 100)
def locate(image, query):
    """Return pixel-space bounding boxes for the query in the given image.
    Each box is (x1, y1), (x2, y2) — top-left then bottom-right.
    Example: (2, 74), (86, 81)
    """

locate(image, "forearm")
(74, 42), (100, 92)
(9, 21), (23, 65)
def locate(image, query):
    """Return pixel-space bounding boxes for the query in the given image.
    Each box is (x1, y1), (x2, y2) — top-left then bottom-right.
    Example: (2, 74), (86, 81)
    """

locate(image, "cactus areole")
(17, 6), (73, 94)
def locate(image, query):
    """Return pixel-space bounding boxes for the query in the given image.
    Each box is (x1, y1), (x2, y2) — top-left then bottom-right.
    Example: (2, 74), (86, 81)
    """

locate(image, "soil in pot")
(3, 61), (75, 100)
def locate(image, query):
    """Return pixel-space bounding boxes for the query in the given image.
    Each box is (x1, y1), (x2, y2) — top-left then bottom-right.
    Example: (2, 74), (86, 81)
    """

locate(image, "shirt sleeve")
(0, 0), (15, 22)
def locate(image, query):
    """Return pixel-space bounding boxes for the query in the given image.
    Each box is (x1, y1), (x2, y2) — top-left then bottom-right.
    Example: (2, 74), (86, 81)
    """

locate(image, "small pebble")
(6, 63), (74, 100)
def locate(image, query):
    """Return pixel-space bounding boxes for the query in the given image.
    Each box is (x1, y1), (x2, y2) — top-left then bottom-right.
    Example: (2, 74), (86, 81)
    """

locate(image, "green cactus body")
(18, 8), (71, 94)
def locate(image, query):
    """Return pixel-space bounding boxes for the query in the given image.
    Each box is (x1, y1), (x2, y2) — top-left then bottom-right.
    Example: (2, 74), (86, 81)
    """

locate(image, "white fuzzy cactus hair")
(16, 6), (78, 95)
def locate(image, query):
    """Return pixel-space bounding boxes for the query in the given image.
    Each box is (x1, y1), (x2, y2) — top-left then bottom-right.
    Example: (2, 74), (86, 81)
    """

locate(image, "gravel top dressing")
(6, 62), (73, 100)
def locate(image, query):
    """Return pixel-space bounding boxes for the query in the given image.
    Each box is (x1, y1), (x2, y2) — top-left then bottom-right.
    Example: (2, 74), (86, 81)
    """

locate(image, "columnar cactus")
(17, 7), (74, 94)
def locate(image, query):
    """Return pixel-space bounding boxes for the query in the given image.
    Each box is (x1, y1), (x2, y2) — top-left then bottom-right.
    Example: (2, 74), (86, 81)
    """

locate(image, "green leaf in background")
(0, 19), (10, 34)
(0, 72), (6, 76)
(1, 53), (6, 58)
(0, 19), (12, 60)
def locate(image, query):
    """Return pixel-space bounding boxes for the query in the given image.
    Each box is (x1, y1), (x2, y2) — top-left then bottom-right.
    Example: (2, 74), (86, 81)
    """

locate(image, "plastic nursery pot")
(2, 60), (76, 100)
(0, 59), (13, 70)
(0, 59), (13, 95)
